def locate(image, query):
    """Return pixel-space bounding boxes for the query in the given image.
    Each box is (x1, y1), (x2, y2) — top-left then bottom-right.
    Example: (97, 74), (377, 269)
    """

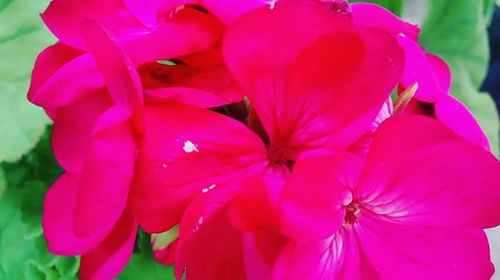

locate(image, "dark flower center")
(344, 201), (361, 225)
(267, 143), (294, 169)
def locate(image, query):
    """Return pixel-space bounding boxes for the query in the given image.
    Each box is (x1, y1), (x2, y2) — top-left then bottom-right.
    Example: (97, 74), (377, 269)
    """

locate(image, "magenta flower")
(26, 0), (500, 279)
(276, 115), (500, 279)
(43, 21), (143, 279)
(397, 35), (491, 151)
(28, 2), (236, 115)
(130, 1), (404, 277)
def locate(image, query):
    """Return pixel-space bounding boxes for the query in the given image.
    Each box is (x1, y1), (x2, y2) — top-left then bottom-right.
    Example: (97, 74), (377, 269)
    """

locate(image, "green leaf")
(118, 228), (175, 279)
(421, 0), (500, 155)
(20, 180), (46, 238)
(118, 253), (175, 280)
(349, 0), (404, 16)
(0, 167), (5, 198)
(0, 128), (78, 279)
(0, 0), (54, 162)
(117, 228), (175, 279)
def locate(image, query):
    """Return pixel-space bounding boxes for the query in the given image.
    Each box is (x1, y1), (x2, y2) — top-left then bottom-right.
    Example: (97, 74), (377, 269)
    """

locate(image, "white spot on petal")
(201, 184), (217, 193)
(183, 140), (199, 153)
(265, 0), (277, 10)
(194, 216), (205, 232)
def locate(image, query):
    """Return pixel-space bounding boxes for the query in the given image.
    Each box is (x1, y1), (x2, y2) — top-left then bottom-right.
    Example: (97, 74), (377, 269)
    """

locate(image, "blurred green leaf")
(0, 128), (78, 279)
(118, 253), (175, 280)
(0, 0), (54, 162)
(421, 0), (500, 155)
(0, 167), (5, 198)
(350, 0), (404, 16)
(21, 180), (46, 238)
(118, 229), (175, 279)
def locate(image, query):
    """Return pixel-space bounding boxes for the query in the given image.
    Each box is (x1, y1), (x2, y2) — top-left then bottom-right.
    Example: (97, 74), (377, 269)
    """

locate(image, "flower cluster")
(29, 0), (500, 279)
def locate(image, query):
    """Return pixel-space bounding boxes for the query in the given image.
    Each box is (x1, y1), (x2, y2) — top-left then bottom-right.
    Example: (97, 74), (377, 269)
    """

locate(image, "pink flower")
(130, 1), (404, 277)
(276, 115), (500, 279)
(397, 35), (491, 151)
(43, 21), (143, 279)
(29, 1), (236, 114)
(351, 3), (490, 151)
(32, 1), (500, 279)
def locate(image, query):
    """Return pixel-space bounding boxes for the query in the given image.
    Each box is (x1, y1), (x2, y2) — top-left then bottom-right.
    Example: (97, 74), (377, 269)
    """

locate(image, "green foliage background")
(0, 0), (498, 279)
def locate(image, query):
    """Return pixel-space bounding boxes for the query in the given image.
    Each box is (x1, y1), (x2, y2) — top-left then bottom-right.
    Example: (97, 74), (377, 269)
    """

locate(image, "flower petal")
(28, 43), (82, 103)
(223, 1), (352, 139)
(201, 0), (267, 24)
(42, 173), (104, 255)
(427, 54), (451, 92)
(273, 230), (369, 280)
(123, 8), (225, 65)
(358, 217), (494, 279)
(82, 21), (143, 112)
(41, 0), (144, 49)
(29, 53), (104, 110)
(175, 208), (247, 280)
(397, 35), (445, 102)
(80, 210), (137, 280)
(435, 94), (491, 151)
(357, 115), (500, 228)
(131, 103), (266, 232)
(143, 63), (242, 108)
(74, 106), (136, 238)
(282, 29), (403, 150)
(122, 0), (167, 27)
(280, 155), (361, 240)
(351, 3), (420, 40)
(51, 91), (112, 172)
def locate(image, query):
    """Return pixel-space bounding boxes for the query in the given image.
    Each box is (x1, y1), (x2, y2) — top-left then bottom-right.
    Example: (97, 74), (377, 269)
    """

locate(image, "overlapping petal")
(132, 103), (267, 232)
(358, 115), (500, 228)
(351, 3), (420, 39)
(42, 0), (143, 49)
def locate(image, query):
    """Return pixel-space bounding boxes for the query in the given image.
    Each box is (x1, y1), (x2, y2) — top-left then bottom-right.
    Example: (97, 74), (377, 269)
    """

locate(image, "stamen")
(393, 83), (418, 115)
(344, 201), (361, 226)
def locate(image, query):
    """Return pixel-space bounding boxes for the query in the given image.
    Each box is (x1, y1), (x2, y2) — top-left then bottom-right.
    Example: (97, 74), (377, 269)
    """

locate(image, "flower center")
(344, 201), (361, 226)
(267, 143), (294, 167)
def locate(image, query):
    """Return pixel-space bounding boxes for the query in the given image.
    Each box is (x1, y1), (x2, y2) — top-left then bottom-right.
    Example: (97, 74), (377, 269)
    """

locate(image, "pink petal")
(351, 3), (420, 40)
(80, 210), (137, 280)
(435, 94), (491, 151)
(223, 1), (352, 138)
(143, 63), (243, 107)
(131, 103), (266, 232)
(74, 106), (136, 238)
(279, 155), (361, 240)
(358, 216), (494, 279)
(227, 174), (282, 232)
(123, 8), (225, 65)
(397, 35), (445, 102)
(82, 21), (143, 112)
(175, 207), (247, 280)
(42, 173), (105, 255)
(41, 0), (144, 49)
(153, 239), (178, 266)
(243, 229), (286, 280)
(427, 53), (452, 92)
(150, 0), (266, 25)
(202, 0), (267, 24)
(122, 0), (166, 27)
(357, 115), (500, 228)
(51, 91), (112, 172)
(273, 230), (368, 280)
(283, 29), (403, 150)
(29, 53), (104, 110)
(28, 43), (82, 103)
